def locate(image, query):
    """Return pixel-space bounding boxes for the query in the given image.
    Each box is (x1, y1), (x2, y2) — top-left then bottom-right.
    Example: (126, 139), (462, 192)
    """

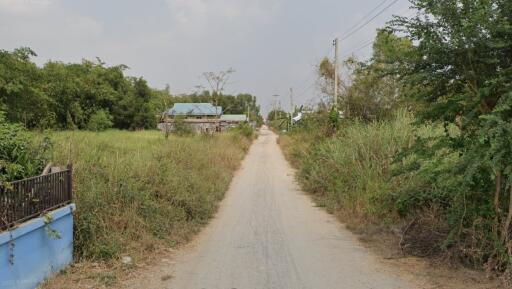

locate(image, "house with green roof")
(158, 103), (249, 134)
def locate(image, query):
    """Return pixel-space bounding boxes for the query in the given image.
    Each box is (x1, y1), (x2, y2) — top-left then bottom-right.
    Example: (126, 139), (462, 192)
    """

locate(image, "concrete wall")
(0, 204), (75, 289)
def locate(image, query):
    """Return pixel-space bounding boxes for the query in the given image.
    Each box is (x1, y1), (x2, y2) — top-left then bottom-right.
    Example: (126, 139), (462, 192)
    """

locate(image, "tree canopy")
(0, 48), (262, 130)
(389, 0), (512, 270)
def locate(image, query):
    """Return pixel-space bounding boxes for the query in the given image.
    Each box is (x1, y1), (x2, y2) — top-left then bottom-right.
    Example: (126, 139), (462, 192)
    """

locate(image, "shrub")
(173, 116), (194, 136)
(0, 113), (51, 182)
(232, 122), (254, 139)
(86, 109), (113, 132)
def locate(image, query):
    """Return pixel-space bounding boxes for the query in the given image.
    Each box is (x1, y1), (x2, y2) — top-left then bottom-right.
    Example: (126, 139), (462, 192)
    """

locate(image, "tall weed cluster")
(281, 111), (414, 222)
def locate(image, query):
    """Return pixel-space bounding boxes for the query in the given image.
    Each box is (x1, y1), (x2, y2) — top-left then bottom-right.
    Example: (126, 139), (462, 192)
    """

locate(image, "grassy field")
(46, 129), (252, 263)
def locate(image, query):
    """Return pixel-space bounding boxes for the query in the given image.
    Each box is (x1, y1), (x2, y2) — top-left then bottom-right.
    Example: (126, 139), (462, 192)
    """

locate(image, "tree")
(317, 30), (412, 121)
(0, 48), (162, 130)
(0, 48), (50, 128)
(345, 30), (413, 120)
(317, 57), (340, 107)
(390, 0), (512, 269)
(202, 69), (235, 116)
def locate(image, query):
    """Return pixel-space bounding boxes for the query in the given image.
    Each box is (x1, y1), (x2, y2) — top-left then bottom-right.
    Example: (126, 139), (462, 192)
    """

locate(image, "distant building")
(159, 103), (252, 133)
(158, 103), (222, 133)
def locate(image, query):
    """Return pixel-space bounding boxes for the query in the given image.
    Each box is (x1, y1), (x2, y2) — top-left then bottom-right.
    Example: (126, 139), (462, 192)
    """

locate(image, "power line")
(340, 7), (414, 59)
(288, 1), (406, 107)
(341, 0), (400, 41)
(340, 0), (390, 37)
(290, 43), (333, 102)
(341, 40), (374, 58)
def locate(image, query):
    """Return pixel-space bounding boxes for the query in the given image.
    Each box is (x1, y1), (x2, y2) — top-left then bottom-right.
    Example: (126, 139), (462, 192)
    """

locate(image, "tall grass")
(280, 111), (414, 224)
(281, 111), (512, 275)
(48, 130), (251, 261)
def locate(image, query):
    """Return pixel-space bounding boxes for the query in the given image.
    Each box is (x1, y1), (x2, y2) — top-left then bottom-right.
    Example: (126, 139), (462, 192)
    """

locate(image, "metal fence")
(0, 166), (73, 230)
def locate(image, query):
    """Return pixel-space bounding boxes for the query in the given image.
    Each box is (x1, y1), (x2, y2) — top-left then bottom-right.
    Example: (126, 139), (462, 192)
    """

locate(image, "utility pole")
(272, 94), (279, 120)
(333, 38), (339, 109)
(247, 102), (250, 122)
(289, 87), (294, 127)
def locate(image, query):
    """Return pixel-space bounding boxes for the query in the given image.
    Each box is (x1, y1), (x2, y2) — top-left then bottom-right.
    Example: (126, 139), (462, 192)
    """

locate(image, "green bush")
(0, 113), (51, 182)
(232, 122), (254, 139)
(86, 109), (113, 131)
(172, 116), (194, 136)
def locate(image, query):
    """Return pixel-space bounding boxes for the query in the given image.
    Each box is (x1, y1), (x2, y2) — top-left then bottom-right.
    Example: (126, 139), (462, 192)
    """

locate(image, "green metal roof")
(220, 114), (248, 121)
(168, 103), (222, 116)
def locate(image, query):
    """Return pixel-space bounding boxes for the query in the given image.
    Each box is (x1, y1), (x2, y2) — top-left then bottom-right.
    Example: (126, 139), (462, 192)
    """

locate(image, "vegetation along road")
(128, 127), (411, 289)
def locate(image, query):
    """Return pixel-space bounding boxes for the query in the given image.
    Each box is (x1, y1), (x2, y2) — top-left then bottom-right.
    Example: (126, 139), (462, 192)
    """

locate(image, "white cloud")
(0, 0), (55, 15)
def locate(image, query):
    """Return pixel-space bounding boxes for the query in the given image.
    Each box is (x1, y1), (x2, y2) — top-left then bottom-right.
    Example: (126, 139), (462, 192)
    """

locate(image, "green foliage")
(0, 112), (51, 182)
(0, 50), (158, 130)
(172, 116), (194, 136)
(318, 31), (413, 120)
(286, 0), (512, 274)
(267, 109), (288, 122)
(86, 110), (113, 131)
(0, 48), (50, 129)
(0, 48), (263, 132)
(328, 106), (340, 132)
(346, 30), (414, 120)
(232, 122), (254, 139)
(388, 0), (512, 269)
(48, 130), (251, 261)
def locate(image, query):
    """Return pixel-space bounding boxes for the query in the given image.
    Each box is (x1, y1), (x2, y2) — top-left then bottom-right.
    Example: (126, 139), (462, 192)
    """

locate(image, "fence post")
(67, 164), (73, 201)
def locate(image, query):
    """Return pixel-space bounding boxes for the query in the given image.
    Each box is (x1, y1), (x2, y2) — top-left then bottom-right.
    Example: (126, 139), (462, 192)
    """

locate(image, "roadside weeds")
(278, 133), (503, 289)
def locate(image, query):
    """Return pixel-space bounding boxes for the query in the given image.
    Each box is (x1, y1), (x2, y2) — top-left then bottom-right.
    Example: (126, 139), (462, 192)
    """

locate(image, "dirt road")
(163, 127), (411, 289)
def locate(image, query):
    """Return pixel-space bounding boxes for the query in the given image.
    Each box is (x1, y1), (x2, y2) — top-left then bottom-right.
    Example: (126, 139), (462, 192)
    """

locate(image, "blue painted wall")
(0, 204), (75, 289)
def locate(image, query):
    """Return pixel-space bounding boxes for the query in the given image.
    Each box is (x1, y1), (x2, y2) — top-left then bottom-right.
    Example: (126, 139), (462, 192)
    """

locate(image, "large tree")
(0, 49), (159, 130)
(0, 48), (50, 128)
(391, 0), (512, 269)
(345, 30), (413, 120)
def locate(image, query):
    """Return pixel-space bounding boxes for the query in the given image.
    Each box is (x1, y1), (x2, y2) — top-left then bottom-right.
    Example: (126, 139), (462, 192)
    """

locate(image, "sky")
(0, 0), (412, 115)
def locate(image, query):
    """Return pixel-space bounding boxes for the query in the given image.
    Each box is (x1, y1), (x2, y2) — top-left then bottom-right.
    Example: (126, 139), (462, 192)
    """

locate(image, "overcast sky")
(0, 0), (411, 114)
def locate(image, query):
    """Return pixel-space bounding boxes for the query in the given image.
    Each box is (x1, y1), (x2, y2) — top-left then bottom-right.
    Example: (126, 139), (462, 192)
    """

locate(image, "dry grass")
(281, 111), (415, 224)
